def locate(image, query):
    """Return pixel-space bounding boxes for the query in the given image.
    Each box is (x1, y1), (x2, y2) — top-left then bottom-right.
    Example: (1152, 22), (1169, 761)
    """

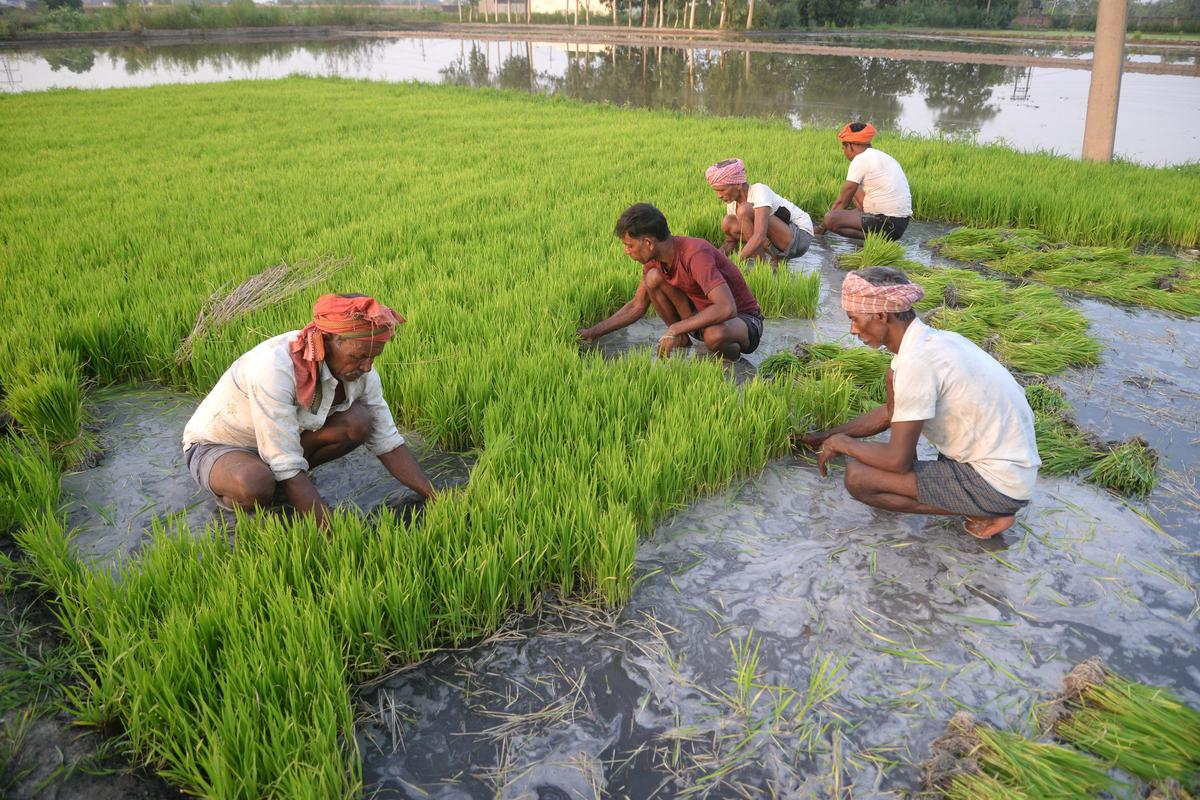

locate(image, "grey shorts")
(688, 312), (764, 354)
(913, 455), (1028, 517)
(766, 223), (813, 261)
(184, 442), (259, 495)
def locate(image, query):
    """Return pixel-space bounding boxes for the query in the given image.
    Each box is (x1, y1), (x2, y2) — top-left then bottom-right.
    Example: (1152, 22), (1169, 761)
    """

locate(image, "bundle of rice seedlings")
(931, 227), (1200, 316)
(1086, 436), (1159, 497)
(1045, 658), (1200, 787)
(1033, 413), (1102, 477)
(924, 711), (1114, 799)
(835, 233), (906, 271)
(1024, 382), (1071, 415)
(758, 351), (804, 380)
(174, 255), (349, 365)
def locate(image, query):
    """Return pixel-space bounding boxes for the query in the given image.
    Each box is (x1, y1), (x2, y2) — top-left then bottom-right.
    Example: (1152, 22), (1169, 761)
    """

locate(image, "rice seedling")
(925, 711), (1115, 799)
(0, 79), (1190, 797)
(1048, 659), (1200, 786)
(835, 233), (906, 271)
(741, 264), (821, 318)
(932, 227), (1200, 315)
(1086, 437), (1159, 497)
(833, 231), (1100, 375)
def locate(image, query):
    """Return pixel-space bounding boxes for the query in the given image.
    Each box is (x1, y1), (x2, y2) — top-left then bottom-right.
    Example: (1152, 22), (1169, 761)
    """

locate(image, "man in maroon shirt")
(578, 204), (765, 361)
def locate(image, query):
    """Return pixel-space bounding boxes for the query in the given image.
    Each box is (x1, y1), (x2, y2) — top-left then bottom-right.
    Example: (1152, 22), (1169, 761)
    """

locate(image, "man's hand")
(577, 326), (597, 343)
(817, 434), (851, 477)
(796, 430), (828, 450)
(657, 329), (683, 358)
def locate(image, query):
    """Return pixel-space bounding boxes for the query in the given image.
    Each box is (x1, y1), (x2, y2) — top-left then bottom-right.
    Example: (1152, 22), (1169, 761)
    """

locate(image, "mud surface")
(355, 225), (1200, 798)
(19, 222), (1200, 797)
(60, 387), (472, 570)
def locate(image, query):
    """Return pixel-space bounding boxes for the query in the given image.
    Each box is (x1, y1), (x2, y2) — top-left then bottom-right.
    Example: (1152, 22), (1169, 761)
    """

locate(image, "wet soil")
(356, 224), (1200, 798)
(9, 222), (1199, 797)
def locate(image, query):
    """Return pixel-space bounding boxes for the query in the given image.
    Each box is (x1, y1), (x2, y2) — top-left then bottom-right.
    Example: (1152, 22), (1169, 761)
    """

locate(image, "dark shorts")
(913, 455), (1028, 517)
(861, 213), (910, 241)
(184, 442), (259, 495)
(688, 312), (765, 355)
(766, 223), (813, 261)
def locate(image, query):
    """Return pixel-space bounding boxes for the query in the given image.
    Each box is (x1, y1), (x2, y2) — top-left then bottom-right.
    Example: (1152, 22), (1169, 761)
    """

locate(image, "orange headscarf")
(837, 123), (877, 144)
(289, 294), (405, 410)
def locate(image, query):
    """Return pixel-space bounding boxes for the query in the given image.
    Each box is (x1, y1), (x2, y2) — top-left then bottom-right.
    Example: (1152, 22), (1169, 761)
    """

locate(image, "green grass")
(966, 726), (1115, 799)
(743, 264), (821, 318)
(1056, 673), (1200, 786)
(932, 227), (1200, 315)
(838, 233), (1101, 375)
(0, 80), (1192, 796)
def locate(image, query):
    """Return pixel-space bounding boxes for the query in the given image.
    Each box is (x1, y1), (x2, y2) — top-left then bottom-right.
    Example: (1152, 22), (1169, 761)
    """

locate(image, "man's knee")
(341, 402), (373, 445)
(822, 210), (837, 229)
(644, 267), (665, 290)
(843, 459), (869, 499)
(702, 325), (727, 351)
(229, 465), (275, 506)
(721, 215), (741, 237)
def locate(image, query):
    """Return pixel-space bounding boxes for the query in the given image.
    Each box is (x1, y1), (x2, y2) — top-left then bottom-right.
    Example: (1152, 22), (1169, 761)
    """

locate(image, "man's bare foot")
(813, 223), (827, 235)
(963, 515), (1015, 539)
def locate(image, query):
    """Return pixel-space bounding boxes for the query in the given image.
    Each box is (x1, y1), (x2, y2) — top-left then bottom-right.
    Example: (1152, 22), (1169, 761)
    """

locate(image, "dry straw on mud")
(174, 255), (348, 365)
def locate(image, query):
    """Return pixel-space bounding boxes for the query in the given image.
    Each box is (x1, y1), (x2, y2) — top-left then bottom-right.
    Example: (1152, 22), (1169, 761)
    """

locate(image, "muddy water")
(3, 36), (1199, 165)
(60, 387), (471, 569)
(354, 226), (1200, 798)
(57, 224), (1199, 796)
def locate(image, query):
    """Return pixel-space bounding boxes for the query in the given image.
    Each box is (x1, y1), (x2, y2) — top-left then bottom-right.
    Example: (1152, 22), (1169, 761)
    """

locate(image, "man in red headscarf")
(815, 122), (913, 242)
(182, 293), (436, 527)
(801, 268), (1040, 539)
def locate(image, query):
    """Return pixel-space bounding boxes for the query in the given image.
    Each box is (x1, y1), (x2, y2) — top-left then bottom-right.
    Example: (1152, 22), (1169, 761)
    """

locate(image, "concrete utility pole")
(1081, 0), (1128, 161)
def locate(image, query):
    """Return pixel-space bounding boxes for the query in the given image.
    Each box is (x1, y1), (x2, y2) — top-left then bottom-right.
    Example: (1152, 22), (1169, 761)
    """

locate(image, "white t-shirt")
(846, 148), (912, 218)
(727, 183), (814, 235)
(182, 332), (405, 481)
(891, 319), (1040, 500)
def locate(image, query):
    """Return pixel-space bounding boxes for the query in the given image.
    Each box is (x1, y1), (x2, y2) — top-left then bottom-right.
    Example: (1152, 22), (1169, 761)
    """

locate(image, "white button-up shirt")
(182, 331), (405, 481)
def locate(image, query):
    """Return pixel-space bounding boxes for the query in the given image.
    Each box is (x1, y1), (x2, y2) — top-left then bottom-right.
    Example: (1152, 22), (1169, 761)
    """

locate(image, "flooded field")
(55, 223), (1200, 798)
(3, 34), (1199, 164)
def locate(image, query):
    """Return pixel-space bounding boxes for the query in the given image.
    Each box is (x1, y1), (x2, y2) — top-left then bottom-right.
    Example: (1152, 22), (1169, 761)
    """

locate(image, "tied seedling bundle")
(923, 711), (1115, 800)
(1043, 658), (1200, 789)
(932, 227), (1200, 316)
(834, 234), (1101, 375)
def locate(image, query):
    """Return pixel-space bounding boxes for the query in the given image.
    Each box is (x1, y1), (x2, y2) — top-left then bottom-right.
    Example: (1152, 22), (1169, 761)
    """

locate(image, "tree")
(46, 0), (84, 10)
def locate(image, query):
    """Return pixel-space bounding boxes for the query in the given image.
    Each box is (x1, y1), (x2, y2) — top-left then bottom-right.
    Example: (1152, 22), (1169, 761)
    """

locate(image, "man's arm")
(281, 473), (332, 527)
(578, 280), (651, 342)
(378, 445), (436, 500)
(738, 205), (773, 261)
(817, 418), (924, 476)
(828, 179), (861, 212)
(664, 281), (736, 339)
(801, 370), (895, 447)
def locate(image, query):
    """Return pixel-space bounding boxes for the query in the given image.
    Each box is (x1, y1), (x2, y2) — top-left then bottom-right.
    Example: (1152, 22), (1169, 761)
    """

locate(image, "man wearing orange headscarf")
(183, 293), (436, 527)
(816, 122), (913, 242)
(801, 268), (1040, 539)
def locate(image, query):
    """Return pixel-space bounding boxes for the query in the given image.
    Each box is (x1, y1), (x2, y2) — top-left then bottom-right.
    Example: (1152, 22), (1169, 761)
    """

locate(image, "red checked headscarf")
(841, 271), (924, 315)
(289, 294), (405, 410)
(837, 123), (877, 144)
(705, 158), (748, 188)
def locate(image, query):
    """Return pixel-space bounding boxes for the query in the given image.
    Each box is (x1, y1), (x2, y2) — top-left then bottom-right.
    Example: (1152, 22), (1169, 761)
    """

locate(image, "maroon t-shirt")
(643, 237), (762, 317)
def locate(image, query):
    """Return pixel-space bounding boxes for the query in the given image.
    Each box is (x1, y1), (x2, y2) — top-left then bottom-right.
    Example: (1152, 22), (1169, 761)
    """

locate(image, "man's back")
(891, 319), (1040, 500)
(649, 236), (762, 317)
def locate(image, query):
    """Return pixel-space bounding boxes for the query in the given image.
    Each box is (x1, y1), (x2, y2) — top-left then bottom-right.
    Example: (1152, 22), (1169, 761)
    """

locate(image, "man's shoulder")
(240, 332), (300, 377)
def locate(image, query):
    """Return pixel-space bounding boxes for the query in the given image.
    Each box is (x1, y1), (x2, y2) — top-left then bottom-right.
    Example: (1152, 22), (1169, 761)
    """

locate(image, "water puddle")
(60, 386), (472, 569)
(51, 223), (1200, 795)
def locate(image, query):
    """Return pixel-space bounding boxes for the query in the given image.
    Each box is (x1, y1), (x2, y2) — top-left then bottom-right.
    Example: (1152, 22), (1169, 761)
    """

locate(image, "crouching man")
(803, 268), (1040, 538)
(182, 293), (435, 527)
(577, 203), (764, 361)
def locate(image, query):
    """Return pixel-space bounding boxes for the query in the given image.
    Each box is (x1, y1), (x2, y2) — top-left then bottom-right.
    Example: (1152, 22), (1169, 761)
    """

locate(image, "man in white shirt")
(182, 293), (436, 527)
(802, 267), (1040, 539)
(705, 158), (814, 265)
(817, 123), (913, 242)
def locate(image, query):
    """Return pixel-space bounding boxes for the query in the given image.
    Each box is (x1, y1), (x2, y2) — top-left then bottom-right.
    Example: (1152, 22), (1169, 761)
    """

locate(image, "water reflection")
(4, 36), (1198, 164)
